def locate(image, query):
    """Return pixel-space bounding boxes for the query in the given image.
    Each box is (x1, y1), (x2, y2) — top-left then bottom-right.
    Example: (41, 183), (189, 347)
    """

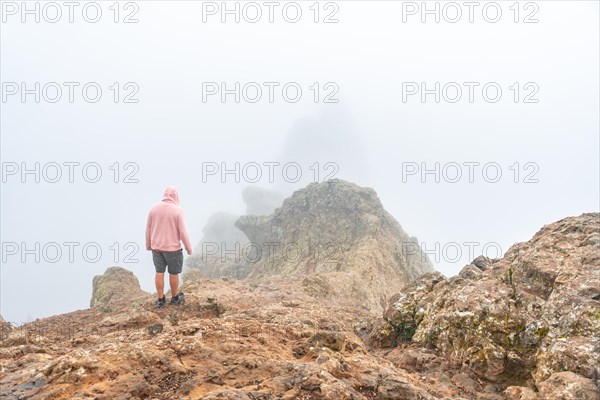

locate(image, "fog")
(1, 1), (598, 324)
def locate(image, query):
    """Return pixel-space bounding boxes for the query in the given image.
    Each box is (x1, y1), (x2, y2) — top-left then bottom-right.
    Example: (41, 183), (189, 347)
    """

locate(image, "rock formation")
(90, 266), (147, 308)
(376, 213), (600, 399)
(0, 315), (12, 341)
(1, 199), (597, 399)
(236, 180), (434, 312)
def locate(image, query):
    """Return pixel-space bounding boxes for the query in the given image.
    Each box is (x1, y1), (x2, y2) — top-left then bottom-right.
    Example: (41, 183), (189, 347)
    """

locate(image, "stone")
(0, 189), (596, 400)
(504, 386), (538, 400)
(89, 267), (146, 308)
(236, 180), (434, 312)
(537, 372), (599, 400)
(380, 213), (600, 393)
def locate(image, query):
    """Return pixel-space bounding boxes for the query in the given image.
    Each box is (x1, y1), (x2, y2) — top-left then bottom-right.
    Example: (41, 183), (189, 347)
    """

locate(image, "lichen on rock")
(380, 213), (600, 395)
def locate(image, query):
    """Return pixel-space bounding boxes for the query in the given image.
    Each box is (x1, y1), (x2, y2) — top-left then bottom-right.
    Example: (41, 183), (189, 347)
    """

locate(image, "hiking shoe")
(156, 296), (166, 308)
(170, 292), (185, 305)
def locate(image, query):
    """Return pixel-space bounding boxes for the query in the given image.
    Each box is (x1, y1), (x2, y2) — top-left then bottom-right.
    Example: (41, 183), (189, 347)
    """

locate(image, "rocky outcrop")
(378, 213), (600, 398)
(236, 180), (434, 312)
(90, 267), (146, 308)
(0, 315), (12, 340)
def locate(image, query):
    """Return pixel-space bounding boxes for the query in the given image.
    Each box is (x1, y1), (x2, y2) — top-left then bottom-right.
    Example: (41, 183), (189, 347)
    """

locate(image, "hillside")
(1, 207), (597, 399)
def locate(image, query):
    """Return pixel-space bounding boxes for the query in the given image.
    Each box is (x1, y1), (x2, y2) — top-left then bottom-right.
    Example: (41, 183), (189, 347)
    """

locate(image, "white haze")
(1, 1), (598, 324)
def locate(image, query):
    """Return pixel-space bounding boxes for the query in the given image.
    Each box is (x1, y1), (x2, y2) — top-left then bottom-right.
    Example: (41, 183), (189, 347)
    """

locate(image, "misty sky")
(1, 1), (599, 324)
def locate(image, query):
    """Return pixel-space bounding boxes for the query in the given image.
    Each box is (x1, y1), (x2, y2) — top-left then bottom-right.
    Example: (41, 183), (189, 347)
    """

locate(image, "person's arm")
(146, 211), (153, 251)
(178, 210), (193, 255)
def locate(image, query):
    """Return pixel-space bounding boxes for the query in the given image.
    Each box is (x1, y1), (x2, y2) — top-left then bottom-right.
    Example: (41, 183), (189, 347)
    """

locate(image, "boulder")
(89, 267), (146, 308)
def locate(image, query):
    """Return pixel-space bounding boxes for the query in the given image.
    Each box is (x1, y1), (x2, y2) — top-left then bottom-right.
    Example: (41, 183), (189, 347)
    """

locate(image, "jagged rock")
(504, 386), (538, 400)
(89, 267), (146, 308)
(534, 337), (600, 388)
(458, 263), (484, 280)
(0, 315), (13, 340)
(537, 372), (599, 400)
(377, 376), (436, 399)
(236, 180), (434, 311)
(381, 272), (446, 345)
(381, 213), (600, 394)
(472, 255), (492, 271)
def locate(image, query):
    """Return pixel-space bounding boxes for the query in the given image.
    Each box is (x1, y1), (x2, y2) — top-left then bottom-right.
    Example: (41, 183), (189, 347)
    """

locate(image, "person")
(146, 186), (193, 308)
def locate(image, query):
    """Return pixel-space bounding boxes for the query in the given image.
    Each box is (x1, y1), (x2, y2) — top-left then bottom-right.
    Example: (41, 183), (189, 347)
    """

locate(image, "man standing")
(146, 186), (193, 308)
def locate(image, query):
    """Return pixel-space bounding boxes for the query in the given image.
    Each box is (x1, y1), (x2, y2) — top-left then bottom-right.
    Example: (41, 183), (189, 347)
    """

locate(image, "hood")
(162, 186), (180, 205)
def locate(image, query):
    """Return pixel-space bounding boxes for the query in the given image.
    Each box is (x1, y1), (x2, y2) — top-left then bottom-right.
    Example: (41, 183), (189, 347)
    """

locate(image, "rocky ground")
(1, 274), (442, 400)
(0, 203), (597, 399)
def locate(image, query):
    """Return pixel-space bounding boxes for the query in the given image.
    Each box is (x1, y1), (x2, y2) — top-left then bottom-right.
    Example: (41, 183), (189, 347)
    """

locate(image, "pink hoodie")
(146, 186), (193, 253)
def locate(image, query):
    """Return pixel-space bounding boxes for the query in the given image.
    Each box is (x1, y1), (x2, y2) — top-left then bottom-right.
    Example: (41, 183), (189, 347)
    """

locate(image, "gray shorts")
(152, 249), (183, 275)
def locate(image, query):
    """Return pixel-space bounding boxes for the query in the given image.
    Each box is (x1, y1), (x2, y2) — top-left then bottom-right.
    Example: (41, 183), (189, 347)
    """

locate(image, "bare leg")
(169, 273), (179, 297)
(155, 273), (165, 298)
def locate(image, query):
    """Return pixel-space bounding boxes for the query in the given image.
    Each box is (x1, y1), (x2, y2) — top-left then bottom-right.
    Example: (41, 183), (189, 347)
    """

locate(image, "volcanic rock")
(380, 213), (600, 395)
(90, 267), (146, 308)
(236, 180), (434, 312)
